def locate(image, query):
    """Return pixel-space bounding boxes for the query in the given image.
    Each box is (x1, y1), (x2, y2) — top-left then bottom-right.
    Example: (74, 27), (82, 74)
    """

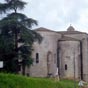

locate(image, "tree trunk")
(14, 27), (19, 73)
(22, 64), (25, 75)
(14, 31), (18, 52)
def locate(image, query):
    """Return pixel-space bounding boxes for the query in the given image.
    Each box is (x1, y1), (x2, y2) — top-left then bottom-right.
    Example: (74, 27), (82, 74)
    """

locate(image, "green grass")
(59, 79), (78, 88)
(0, 73), (79, 88)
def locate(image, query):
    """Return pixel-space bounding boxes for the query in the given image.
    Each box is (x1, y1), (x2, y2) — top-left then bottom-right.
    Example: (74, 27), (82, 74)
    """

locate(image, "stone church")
(22, 26), (88, 81)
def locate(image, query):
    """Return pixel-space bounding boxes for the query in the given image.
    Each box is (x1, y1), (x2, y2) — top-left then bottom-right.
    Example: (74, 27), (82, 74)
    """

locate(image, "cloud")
(1, 0), (87, 32)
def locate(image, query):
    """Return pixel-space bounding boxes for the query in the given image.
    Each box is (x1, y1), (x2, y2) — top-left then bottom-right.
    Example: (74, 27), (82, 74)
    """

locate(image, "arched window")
(47, 51), (53, 76)
(36, 53), (39, 63)
(65, 64), (67, 70)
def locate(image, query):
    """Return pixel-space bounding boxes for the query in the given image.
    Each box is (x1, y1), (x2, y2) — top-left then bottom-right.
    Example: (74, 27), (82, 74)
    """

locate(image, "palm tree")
(0, 0), (42, 74)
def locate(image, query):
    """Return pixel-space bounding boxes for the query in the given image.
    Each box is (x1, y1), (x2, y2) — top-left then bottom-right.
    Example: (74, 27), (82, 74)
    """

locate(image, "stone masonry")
(22, 26), (88, 82)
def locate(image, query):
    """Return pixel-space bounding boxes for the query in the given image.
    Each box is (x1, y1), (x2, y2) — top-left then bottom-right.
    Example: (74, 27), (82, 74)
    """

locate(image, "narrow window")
(36, 53), (39, 63)
(65, 64), (67, 70)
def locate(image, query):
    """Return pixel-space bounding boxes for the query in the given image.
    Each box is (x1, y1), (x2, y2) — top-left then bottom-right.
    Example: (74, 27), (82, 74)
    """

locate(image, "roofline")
(34, 27), (57, 33)
(34, 27), (88, 35)
(57, 31), (87, 35)
(58, 36), (81, 41)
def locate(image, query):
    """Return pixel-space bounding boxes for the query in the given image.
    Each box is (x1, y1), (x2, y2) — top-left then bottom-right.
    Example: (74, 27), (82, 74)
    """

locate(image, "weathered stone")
(20, 26), (88, 82)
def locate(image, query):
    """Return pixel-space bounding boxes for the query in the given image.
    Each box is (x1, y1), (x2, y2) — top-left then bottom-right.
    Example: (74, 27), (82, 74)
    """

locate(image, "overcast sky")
(1, 0), (88, 32)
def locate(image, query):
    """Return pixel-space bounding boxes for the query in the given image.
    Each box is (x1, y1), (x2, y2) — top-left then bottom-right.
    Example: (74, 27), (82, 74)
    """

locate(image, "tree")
(0, 0), (42, 74)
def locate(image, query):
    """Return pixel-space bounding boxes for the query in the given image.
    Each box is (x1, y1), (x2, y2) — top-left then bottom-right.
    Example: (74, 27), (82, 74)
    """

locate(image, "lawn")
(0, 73), (79, 88)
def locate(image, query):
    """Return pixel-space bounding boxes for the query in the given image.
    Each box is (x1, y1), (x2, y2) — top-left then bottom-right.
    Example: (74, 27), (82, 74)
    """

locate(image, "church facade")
(23, 26), (88, 81)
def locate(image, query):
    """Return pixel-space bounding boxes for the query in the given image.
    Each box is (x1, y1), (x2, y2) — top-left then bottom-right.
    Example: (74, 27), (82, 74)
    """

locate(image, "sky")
(1, 0), (88, 32)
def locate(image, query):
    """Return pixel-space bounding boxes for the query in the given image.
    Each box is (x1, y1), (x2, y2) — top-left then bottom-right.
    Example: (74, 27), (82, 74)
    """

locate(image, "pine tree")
(0, 0), (42, 74)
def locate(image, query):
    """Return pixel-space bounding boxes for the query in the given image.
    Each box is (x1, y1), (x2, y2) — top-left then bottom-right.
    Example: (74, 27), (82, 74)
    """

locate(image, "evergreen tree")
(0, 0), (42, 74)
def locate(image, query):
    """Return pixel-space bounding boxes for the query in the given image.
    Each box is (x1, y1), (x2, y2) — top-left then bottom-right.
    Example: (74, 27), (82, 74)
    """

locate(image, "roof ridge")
(34, 27), (56, 32)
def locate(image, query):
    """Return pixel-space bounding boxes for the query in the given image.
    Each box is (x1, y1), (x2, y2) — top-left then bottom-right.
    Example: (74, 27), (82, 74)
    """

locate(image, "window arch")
(65, 64), (67, 70)
(36, 53), (39, 63)
(47, 51), (53, 76)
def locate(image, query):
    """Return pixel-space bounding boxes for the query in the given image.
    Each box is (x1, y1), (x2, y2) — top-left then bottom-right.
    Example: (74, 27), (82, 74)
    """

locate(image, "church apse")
(57, 40), (81, 79)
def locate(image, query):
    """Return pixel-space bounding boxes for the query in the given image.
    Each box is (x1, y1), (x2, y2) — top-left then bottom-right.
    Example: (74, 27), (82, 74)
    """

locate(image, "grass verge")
(0, 73), (79, 88)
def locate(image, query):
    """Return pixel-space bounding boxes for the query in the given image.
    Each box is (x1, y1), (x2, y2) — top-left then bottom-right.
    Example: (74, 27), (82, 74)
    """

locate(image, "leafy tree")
(0, 0), (42, 74)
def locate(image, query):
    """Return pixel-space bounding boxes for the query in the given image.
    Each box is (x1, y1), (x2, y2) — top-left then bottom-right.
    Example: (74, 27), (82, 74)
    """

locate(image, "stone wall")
(24, 27), (88, 82)
(58, 41), (80, 79)
(62, 33), (88, 81)
(30, 30), (61, 77)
